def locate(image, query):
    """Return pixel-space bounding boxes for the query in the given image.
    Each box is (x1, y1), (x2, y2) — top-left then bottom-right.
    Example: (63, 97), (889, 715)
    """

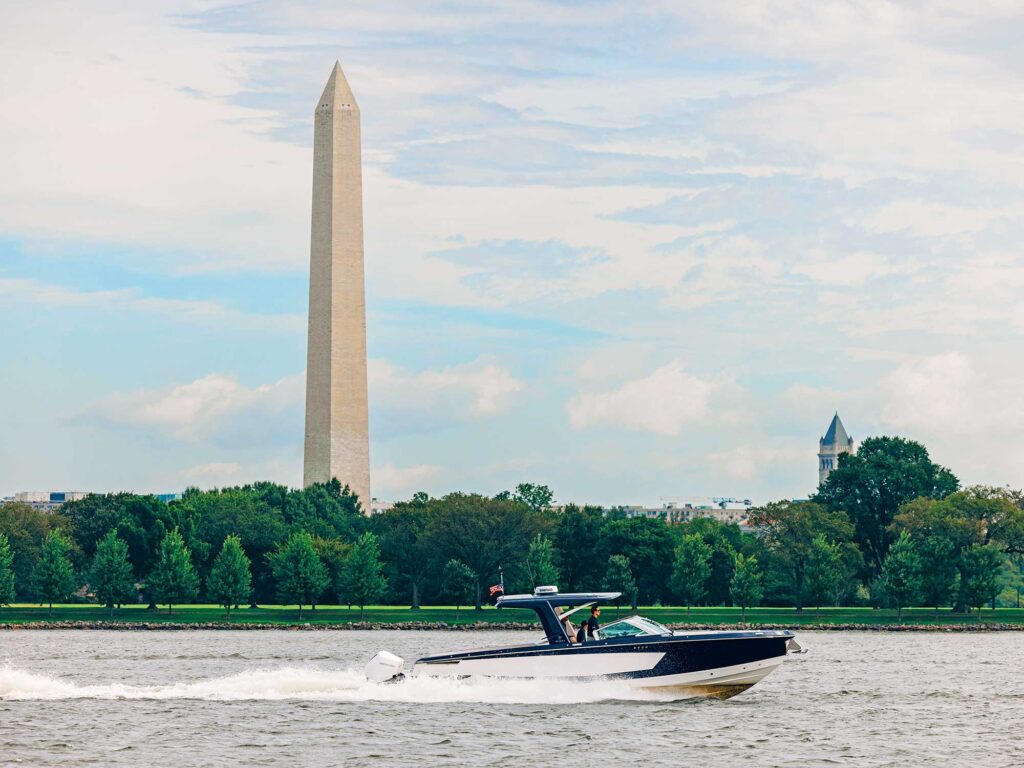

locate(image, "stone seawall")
(1, 621), (1021, 631)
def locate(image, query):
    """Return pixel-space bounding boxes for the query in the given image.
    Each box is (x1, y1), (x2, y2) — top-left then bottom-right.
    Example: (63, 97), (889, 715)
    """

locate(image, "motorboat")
(365, 587), (802, 699)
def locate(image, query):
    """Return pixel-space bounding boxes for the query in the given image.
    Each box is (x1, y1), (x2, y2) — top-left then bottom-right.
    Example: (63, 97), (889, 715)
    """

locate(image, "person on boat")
(561, 614), (576, 643)
(576, 619), (588, 644)
(587, 605), (601, 640)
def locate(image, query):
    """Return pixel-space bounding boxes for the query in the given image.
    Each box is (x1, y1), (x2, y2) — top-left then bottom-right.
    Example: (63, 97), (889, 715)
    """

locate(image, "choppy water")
(1, 630), (1021, 767)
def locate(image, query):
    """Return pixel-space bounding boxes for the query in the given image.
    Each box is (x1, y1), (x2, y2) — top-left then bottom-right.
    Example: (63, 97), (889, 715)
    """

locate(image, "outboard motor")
(786, 637), (807, 654)
(365, 650), (405, 683)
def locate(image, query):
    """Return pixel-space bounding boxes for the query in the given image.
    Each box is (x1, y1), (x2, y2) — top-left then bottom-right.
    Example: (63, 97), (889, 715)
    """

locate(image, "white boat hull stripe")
(416, 651), (666, 678)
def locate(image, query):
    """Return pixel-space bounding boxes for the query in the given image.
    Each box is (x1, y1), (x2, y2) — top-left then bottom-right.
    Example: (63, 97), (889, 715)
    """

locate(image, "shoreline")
(2, 620), (1021, 632)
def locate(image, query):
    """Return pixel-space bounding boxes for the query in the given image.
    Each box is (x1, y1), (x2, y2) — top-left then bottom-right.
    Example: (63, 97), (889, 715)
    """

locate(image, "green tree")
(961, 544), (1003, 620)
(917, 536), (958, 617)
(34, 529), (77, 616)
(283, 480), (365, 541)
(1001, 555), (1023, 609)
(0, 502), (69, 600)
(815, 436), (958, 575)
(729, 554), (763, 622)
(880, 531), (922, 623)
(270, 531), (329, 620)
(554, 504), (604, 591)
(427, 493), (543, 609)
(956, 486), (1024, 555)
(373, 505), (433, 609)
(311, 536), (351, 609)
(670, 534), (712, 615)
(749, 500), (860, 610)
(0, 532), (15, 606)
(62, 493), (177, 607)
(441, 559), (475, 620)
(339, 532), (388, 619)
(148, 528), (199, 615)
(207, 535), (252, 620)
(707, 546), (736, 604)
(602, 555), (636, 616)
(175, 486), (285, 605)
(893, 486), (1023, 612)
(513, 483), (554, 512)
(89, 531), (135, 617)
(525, 534), (560, 589)
(804, 535), (844, 617)
(598, 517), (674, 605)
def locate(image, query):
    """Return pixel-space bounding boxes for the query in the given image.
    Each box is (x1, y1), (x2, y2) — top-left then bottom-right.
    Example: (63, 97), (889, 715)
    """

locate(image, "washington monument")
(303, 62), (371, 507)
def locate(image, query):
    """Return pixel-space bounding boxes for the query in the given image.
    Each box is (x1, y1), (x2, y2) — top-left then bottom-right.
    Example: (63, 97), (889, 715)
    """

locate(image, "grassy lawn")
(2, 604), (1023, 626)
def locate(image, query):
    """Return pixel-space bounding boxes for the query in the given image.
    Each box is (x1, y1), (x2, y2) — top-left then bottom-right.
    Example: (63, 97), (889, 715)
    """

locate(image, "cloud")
(0, 277), (304, 333)
(877, 352), (1024, 485)
(370, 356), (525, 436)
(373, 462), (443, 498)
(362, 175), (692, 310)
(791, 250), (902, 286)
(944, 251), (1024, 327)
(566, 360), (719, 436)
(881, 352), (1024, 437)
(181, 462), (243, 482)
(177, 458), (300, 489)
(862, 201), (1015, 238)
(658, 233), (784, 309)
(79, 353), (524, 449)
(706, 444), (807, 483)
(673, 2), (1024, 184)
(0, 3), (310, 272)
(430, 238), (611, 304)
(80, 373), (304, 444)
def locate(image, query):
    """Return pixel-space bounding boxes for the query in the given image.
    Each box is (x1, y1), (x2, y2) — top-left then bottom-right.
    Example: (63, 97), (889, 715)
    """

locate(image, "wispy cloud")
(0, 277), (304, 333)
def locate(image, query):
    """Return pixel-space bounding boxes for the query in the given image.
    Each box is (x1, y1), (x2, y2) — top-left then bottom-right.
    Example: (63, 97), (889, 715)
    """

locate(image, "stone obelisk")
(303, 62), (371, 509)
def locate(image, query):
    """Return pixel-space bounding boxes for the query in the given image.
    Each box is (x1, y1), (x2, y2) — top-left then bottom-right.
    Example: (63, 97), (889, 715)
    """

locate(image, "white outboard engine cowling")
(365, 650), (405, 683)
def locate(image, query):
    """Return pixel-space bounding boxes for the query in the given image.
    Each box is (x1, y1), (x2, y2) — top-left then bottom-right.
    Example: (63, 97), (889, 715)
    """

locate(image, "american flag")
(488, 584), (504, 597)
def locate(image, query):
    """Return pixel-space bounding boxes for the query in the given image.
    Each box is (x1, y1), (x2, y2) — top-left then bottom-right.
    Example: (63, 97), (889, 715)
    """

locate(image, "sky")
(2, 1), (1023, 505)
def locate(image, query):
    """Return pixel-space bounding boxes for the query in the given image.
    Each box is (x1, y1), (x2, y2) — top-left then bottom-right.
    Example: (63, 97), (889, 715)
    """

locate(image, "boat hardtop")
(496, 589), (627, 645)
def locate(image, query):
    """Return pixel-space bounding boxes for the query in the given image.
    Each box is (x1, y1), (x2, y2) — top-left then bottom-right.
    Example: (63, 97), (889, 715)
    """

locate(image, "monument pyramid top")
(318, 61), (358, 110)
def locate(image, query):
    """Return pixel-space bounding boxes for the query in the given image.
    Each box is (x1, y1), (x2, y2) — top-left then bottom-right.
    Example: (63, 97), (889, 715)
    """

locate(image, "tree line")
(1, 437), (1022, 619)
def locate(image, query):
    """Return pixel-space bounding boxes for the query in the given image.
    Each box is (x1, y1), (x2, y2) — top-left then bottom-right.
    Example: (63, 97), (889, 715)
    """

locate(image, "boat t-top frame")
(496, 589), (621, 646)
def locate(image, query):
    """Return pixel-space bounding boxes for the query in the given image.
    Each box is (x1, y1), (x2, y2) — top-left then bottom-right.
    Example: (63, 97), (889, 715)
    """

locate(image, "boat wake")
(0, 665), (685, 704)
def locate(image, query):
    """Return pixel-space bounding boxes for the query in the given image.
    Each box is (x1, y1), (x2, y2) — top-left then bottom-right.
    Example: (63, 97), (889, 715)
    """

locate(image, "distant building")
(818, 413), (854, 485)
(619, 499), (753, 527)
(8, 490), (90, 513)
(3, 490), (181, 512)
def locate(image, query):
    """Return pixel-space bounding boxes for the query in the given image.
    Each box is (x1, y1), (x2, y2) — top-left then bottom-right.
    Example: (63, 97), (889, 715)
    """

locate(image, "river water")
(0, 630), (1021, 767)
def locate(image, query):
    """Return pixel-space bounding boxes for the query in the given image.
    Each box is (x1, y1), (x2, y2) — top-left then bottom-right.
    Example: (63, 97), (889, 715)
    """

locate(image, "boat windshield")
(598, 616), (672, 639)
